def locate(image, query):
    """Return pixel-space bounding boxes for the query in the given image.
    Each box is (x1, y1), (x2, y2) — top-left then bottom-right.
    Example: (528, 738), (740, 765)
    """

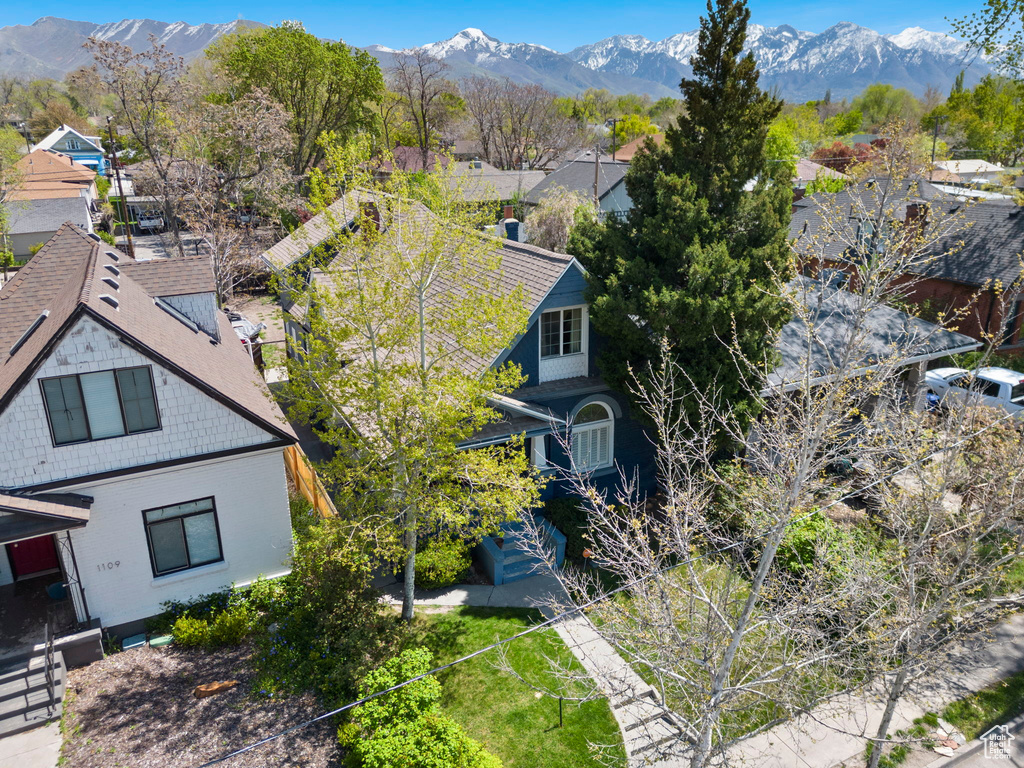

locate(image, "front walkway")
(0, 722), (61, 768)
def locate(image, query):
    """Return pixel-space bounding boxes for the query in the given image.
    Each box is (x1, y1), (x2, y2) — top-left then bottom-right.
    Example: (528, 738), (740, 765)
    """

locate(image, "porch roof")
(0, 493), (91, 545)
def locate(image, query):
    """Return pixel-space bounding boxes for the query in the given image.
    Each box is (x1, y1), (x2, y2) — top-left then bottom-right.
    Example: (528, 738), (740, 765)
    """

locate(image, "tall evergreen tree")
(570, 0), (793, 435)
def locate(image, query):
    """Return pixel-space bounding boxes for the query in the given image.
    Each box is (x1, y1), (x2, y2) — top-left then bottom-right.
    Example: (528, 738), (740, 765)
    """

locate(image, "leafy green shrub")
(290, 493), (316, 537)
(207, 608), (251, 647)
(777, 513), (864, 577)
(252, 519), (400, 705)
(345, 648), (502, 768)
(172, 615), (210, 647)
(415, 538), (471, 590)
(98, 230), (116, 246)
(543, 498), (588, 560)
(28, 242), (45, 256)
(708, 460), (772, 537)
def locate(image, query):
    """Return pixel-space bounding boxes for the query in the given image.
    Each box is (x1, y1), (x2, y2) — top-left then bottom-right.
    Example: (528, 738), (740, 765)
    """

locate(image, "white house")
(0, 223), (297, 639)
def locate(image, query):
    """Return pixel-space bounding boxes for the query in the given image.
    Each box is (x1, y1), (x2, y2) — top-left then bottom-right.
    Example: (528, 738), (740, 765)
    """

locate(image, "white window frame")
(571, 402), (614, 472)
(539, 305), (587, 360)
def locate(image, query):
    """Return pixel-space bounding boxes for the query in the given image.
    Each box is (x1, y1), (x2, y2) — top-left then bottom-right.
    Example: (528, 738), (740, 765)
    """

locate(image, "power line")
(191, 400), (1021, 768)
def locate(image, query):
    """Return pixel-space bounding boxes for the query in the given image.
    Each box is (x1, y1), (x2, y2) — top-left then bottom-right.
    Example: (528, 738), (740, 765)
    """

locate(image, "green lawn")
(407, 607), (625, 768)
(942, 667), (1024, 740)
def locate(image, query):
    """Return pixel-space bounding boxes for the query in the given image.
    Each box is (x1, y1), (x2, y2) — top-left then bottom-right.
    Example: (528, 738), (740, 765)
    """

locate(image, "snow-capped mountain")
(0, 17), (265, 79)
(564, 21), (988, 100)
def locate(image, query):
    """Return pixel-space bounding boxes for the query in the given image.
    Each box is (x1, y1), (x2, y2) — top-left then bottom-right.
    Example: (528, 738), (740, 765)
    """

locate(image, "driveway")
(128, 232), (207, 261)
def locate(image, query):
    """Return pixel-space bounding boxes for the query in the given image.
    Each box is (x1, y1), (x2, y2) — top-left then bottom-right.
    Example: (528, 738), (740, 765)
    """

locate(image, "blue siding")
(503, 263), (588, 388)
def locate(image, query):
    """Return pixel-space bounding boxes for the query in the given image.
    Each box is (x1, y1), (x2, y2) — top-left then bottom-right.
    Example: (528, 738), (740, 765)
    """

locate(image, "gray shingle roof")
(118, 256), (216, 297)
(524, 153), (628, 206)
(5, 197), (91, 235)
(450, 161), (546, 202)
(790, 180), (1024, 289)
(769, 277), (981, 390)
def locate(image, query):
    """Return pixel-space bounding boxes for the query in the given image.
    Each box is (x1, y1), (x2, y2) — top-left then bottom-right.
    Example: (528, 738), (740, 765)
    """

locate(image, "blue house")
(260, 194), (658, 500)
(34, 126), (107, 176)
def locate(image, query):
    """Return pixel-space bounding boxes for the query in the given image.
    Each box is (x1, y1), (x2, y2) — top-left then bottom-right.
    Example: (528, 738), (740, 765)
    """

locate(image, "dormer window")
(40, 365), (160, 446)
(65, 139), (81, 150)
(538, 306), (588, 383)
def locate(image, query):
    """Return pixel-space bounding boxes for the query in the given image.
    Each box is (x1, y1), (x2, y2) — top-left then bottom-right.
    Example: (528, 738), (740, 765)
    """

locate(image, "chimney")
(503, 205), (514, 221)
(360, 201), (381, 234)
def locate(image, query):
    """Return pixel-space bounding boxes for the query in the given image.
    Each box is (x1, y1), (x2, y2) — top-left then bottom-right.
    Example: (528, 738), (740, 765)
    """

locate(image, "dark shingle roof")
(118, 256), (216, 296)
(0, 224), (295, 442)
(769, 277), (981, 390)
(524, 153), (628, 206)
(790, 180), (1024, 289)
(5, 198), (91, 235)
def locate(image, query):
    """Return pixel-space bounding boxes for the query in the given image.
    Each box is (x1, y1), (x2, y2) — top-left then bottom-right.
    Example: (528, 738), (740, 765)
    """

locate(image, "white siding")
(0, 315), (276, 488)
(66, 448), (292, 628)
(162, 293), (219, 338)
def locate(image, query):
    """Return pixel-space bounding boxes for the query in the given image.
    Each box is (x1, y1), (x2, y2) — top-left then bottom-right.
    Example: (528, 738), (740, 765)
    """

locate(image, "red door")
(6, 535), (59, 579)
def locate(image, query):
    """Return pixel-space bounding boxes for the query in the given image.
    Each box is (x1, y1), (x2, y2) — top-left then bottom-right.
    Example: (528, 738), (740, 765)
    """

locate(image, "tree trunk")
(402, 507), (418, 622)
(868, 664), (911, 768)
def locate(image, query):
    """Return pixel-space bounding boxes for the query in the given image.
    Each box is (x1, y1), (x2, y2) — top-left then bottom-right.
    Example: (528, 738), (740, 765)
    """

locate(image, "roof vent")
(105, 264), (120, 276)
(88, 233), (101, 242)
(104, 250), (119, 262)
(102, 277), (119, 291)
(9, 310), (49, 356)
(154, 297), (199, 333)
(99, 294), (119, 309)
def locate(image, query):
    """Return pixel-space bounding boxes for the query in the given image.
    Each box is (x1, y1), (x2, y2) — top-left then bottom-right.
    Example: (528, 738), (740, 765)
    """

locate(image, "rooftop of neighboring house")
(769, 276), (980, 391)
(524, 150), (629, 206)
(376, 146), (446, 174)
(794, 158), (849, 184)
(4, 196), (92, 235)
(32, 125), (103, 154)
(449, 160), (547, 202)
(613, 133), (665, 162)
(789, 178), (1024, 290)
(0, 224), (295, 441)
(8, 150), (97, 202)
(936, 159), (1005, 175)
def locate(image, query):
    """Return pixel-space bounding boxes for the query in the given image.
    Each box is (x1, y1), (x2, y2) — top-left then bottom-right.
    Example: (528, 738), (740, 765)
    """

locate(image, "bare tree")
(390, 50), (457, 169)
(512, 127), (999, 767)
(461, 77), (586, 170)
(174, 91), (293, 302)
(524, 185), (592, 253)
(87, 35), (189, 256)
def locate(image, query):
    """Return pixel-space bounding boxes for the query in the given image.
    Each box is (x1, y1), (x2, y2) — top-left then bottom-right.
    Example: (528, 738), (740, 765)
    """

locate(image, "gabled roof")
(14, 150), (96, 192)
(0, 224), (295, 442)
(614, 133), (665, 162)
(769, 277), (981, 391)
(795, 159), (849, 184)
(33, 126), (103, 154)
(4, 197), (91, 235)
(525, 151), (629, 206)
(118, 256), (216, 297)
(449, 161), (546, 201)
(261, 191), (375, 271)
(936, 159), (1004, 175)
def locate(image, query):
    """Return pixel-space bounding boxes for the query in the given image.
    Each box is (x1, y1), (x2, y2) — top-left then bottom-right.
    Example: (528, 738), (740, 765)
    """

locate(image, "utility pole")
(930, 114), (950, 183)
(593, 144), (600, 211)
(17, 122), (31, 153)
(610, 118), (619, 162)
(105, 116), (134, 258)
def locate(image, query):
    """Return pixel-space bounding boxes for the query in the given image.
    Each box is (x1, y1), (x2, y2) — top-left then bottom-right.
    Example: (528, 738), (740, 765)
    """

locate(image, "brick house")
(0, 224), (297, 642)
(790, 179), (1024, 352)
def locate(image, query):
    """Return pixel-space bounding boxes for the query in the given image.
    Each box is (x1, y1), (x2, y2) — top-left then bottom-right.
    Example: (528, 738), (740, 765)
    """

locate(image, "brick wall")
(63, 448), (292, 628)
(0, 315), (277, 488)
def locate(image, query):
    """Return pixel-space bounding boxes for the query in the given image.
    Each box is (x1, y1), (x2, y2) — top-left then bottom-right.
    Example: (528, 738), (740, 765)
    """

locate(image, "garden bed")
(60, 643), (338, 768)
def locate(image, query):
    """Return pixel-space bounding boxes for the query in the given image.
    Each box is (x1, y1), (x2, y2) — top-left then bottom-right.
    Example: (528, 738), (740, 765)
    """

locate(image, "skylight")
(9, 310), (49, 356)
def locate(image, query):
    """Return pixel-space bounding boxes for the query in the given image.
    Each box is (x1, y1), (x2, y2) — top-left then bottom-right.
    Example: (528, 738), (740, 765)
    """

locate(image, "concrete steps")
(0, 652), (64, 738)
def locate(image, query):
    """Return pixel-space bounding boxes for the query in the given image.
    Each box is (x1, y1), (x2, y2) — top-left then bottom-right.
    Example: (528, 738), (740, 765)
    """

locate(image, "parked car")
(924, 366), (1024, 415)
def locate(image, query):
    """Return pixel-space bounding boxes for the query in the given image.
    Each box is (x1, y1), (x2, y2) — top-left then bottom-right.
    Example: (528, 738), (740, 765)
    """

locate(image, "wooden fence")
(283, 444), (338, 519)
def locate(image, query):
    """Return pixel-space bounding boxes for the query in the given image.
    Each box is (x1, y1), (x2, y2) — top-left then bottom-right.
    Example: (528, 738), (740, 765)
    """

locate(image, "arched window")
(571, 402), (613, 471)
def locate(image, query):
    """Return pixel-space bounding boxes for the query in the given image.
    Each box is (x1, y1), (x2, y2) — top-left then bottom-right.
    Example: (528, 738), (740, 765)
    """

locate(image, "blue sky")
(2, 0), (964, 50)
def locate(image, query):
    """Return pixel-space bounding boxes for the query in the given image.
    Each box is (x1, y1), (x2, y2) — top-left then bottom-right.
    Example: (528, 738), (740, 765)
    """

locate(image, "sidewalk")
(727, 611), (1024, 767)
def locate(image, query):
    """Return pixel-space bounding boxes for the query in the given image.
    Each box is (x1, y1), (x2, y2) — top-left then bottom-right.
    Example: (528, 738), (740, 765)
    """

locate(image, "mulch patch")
(60, 643), (339, 768)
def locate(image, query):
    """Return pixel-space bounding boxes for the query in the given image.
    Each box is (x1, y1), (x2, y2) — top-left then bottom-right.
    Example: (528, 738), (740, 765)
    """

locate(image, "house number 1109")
(97, 561), (120, 571)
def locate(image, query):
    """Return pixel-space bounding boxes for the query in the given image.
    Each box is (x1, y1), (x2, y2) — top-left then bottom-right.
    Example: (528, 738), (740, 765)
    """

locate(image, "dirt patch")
(61, 643), (339, 768)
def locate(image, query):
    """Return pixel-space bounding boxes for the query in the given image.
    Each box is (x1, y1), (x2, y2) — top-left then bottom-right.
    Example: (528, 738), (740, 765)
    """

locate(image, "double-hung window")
(571, 403), (614, 471)
(541, 308), (583, 358)
(40, 366), (160, 446)
(143, 498), (223, 576)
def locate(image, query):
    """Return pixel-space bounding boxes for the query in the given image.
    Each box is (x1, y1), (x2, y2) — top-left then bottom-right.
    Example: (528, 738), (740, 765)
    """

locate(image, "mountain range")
(0, 16), (991, 102)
